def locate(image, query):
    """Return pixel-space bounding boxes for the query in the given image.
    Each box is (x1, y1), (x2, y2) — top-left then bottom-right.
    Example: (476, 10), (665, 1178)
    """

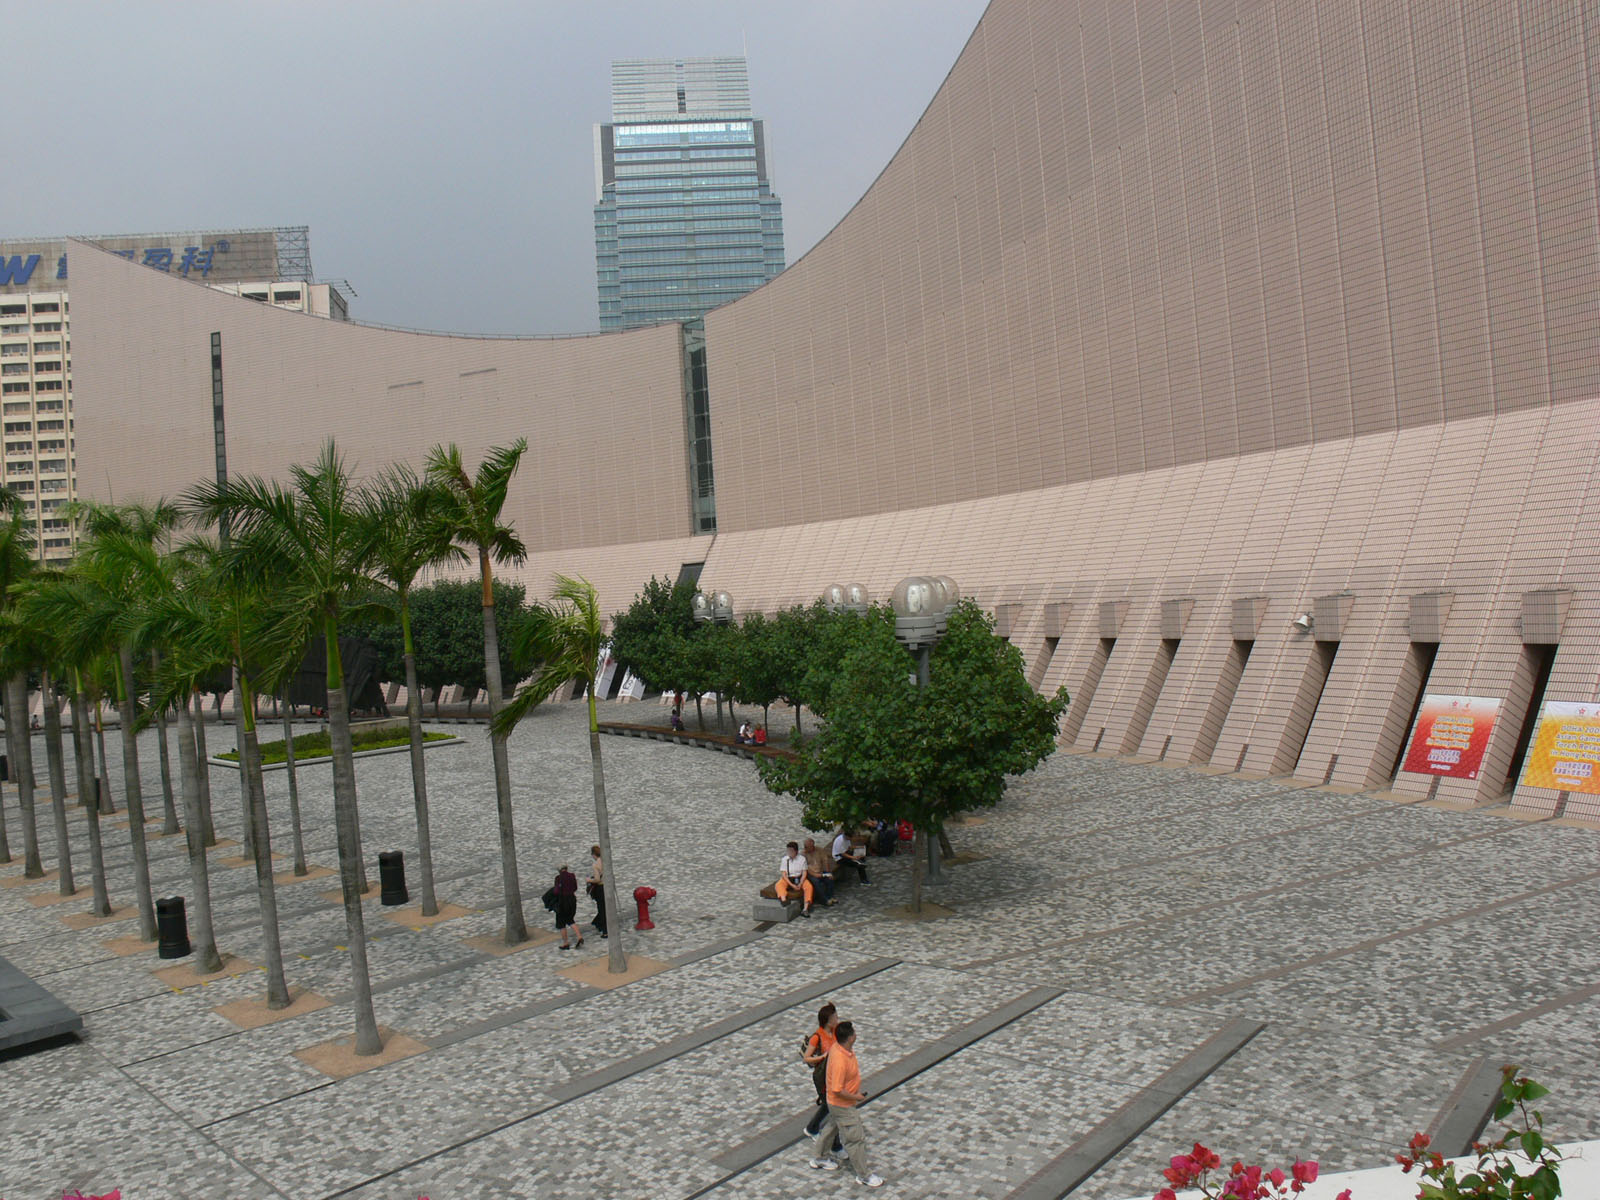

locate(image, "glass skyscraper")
(594, 57), (785, 331)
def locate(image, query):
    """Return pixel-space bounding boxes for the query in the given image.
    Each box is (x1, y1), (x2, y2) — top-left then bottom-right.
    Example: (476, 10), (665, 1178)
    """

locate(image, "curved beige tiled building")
(72, 0), (1600, 815)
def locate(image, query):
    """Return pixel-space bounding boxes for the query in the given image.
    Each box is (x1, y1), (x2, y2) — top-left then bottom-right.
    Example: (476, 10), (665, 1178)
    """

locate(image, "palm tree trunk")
(233, 668), (254, 863)
(71, 685), (113, 917)
(238, 675), (290, 1008)
(326, 624), (383, 1055)
(794, 701), (802, 735)
(0, 751), (9, 863)
(482, 590), (528, 945)
(589, 727), (627, 974)
(0, 684), (15, 866)
(7, 675), (44, 878)
(174, 698), (222, 974)
(115, 648), (157, 942)
(403, 605), (439, 916)
(41, 674), (73, 895)
(93, 699), (115, 815)
(280, 691), (307, 877)
(192, 694), (216, 846)
(153, 653), (178, 835)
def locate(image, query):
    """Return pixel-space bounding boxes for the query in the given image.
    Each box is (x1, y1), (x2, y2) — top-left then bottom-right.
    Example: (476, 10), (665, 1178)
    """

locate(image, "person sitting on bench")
(777, 841), (815, 916)
(832, 827), (871, 886)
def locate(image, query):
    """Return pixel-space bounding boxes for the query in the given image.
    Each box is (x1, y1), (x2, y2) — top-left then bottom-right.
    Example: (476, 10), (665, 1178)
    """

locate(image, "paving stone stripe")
(1001, 1016), (1267, 1200)
(1431, 979), (1600, 1053)
(1426, 1055), (1505, 1156)
(319, 955), (900, 1197)
(696, 983), (1065, 1188)
(1167, 865), (1600, 1005)
(546, 955), (898, 1101)
(961, 811), (1554, 970)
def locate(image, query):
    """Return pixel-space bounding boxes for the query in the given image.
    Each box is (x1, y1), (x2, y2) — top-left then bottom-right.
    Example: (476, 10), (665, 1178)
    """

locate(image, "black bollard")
(378, 850), (409, 906)
(156, 896), (191, 959)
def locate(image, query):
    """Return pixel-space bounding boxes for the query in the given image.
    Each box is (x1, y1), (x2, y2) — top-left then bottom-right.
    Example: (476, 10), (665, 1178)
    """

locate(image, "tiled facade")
(71, 0), (1600, 815)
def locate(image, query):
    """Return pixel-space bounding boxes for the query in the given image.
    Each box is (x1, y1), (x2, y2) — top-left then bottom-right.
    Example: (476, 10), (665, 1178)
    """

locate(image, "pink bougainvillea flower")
(1335, 1192), (1352, 1200)
(1154, 1189), (1178, 1200)
(1192, 1143), (1221, 1171)
(1291, 1161), (1318, 1186)
(1267, 1167), (1286, 1189)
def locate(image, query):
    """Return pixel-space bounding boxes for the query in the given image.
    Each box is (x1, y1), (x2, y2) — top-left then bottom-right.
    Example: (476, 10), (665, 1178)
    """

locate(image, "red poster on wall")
(1400, 694), (1500, 779)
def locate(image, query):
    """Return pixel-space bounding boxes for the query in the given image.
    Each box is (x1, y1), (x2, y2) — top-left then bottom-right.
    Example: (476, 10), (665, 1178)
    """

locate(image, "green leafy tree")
(607, 576), (698, 700)
(186, 440), (385, 1053)
(495, 574), (628, 974)
(357, 467), (464, 917)
(732, 611), (786, 729)
(425, 439), (531, 946)
(759, 601), (1067, 911)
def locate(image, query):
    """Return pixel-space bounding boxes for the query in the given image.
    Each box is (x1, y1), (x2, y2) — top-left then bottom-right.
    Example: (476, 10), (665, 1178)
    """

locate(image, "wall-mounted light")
(1292, 612), (1314, 634)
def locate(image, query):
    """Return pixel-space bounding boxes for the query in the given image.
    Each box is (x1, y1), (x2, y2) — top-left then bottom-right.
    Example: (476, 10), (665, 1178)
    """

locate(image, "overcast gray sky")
(7, 1), (989, 336)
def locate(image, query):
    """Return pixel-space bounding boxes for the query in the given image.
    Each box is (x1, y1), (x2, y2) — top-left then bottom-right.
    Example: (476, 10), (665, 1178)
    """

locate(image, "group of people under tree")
(774, 825), (877, 917)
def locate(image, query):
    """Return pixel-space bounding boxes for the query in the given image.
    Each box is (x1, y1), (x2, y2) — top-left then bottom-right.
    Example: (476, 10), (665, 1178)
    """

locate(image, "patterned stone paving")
(2, 702), (1598, 1199)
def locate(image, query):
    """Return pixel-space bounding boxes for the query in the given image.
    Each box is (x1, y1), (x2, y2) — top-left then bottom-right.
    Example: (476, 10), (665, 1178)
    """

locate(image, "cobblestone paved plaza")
(4, 701), (1600, 1199)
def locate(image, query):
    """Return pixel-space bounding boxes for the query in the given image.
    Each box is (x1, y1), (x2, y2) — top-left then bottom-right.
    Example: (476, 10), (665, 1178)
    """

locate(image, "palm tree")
(360, 465), (464, 917)
(426, 439), (530, 945)
(138, 537), (292, 988)
(186, 441), (384, 1052)
(0, 491), (42, 877)
(496, 574), (627, 973)
(0, 586), (76, 896)
(151, 651), (179, 835)
(25, 553), (158, 940)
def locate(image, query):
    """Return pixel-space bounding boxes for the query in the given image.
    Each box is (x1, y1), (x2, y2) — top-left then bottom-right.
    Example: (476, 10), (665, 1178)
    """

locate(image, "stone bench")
(752, 895), (805, 923)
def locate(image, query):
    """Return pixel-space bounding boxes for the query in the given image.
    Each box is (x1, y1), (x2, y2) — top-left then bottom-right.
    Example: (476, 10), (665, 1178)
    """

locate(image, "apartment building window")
(9, 479), (32, 493)
(38, 458), (65, 473)
(1, 385), (28, 397)
(31, 302), (58, 314)
(1, 343), (26, 357)
(43, 537), (71, 550)
(33, 322), (61, 333)
(36, 420), (63, 432)
(37, 439), (65, 452)
(5, 463), (32, 476)
(33, 361), (60, 373)
(1, 364), (27, 376)
(5, 441), (33, 454)
(0, 324), (26, 335)
(32, 341), (60, 353)
(35, 380), (61, 392)
(0, 305), (24, 317)
(4, 421), (32, 433)
(40, 497), (64, 510)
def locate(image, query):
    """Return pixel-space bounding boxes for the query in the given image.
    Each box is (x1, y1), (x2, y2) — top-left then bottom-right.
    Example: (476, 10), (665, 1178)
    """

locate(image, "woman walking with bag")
(587, 844), (608, 939)
(553, 863), (582, 950)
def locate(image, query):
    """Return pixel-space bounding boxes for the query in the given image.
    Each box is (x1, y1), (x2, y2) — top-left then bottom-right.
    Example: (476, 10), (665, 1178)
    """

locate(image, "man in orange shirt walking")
(808, 1020), (885, 1188)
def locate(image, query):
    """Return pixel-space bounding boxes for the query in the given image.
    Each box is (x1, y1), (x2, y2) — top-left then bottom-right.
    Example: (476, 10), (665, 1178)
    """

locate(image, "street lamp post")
(890, 573), (960, 887)
(692, 589), (735, 730)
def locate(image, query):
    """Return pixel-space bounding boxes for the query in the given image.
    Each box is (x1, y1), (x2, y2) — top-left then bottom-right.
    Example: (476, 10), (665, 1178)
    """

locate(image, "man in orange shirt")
(808, 1021), (884, 1188)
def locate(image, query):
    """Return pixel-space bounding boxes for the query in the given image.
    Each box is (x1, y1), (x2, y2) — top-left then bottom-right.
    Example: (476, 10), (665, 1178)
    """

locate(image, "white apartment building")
(0, 289), (74, 559)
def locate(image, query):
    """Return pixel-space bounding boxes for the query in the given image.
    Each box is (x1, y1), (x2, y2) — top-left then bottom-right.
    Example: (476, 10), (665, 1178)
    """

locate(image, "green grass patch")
(219, 726), (456, 765)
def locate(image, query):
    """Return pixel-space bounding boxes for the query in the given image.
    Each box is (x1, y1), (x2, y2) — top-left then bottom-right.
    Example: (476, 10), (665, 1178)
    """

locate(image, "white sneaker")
(856, 1174), (885, 1188)
(809, 1158), (839, 1171)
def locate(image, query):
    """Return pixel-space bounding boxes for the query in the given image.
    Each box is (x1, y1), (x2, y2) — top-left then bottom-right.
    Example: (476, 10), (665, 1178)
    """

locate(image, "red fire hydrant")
(633, 885), (657, 931)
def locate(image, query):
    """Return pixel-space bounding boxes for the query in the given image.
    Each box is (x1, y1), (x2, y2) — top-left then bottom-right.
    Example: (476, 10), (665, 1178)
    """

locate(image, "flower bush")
(1153, 1143), (1350, 1200)
(1396, 1066), (1563, 1200)
(1152, 1067), (1563, 1200)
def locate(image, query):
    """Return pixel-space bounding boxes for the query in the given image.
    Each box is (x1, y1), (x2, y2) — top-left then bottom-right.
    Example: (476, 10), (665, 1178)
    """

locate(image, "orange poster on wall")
(1520, 702), (1600, 795)
(1400, 695), (1500, 779)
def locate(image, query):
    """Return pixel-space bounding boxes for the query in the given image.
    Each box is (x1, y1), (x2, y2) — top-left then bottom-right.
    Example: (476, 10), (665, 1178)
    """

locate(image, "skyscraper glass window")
(594, 57), (785, 331)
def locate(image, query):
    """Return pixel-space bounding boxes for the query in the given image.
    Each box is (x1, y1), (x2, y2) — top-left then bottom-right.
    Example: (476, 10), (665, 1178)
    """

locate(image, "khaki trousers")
(814, 1103), (869, 1178)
